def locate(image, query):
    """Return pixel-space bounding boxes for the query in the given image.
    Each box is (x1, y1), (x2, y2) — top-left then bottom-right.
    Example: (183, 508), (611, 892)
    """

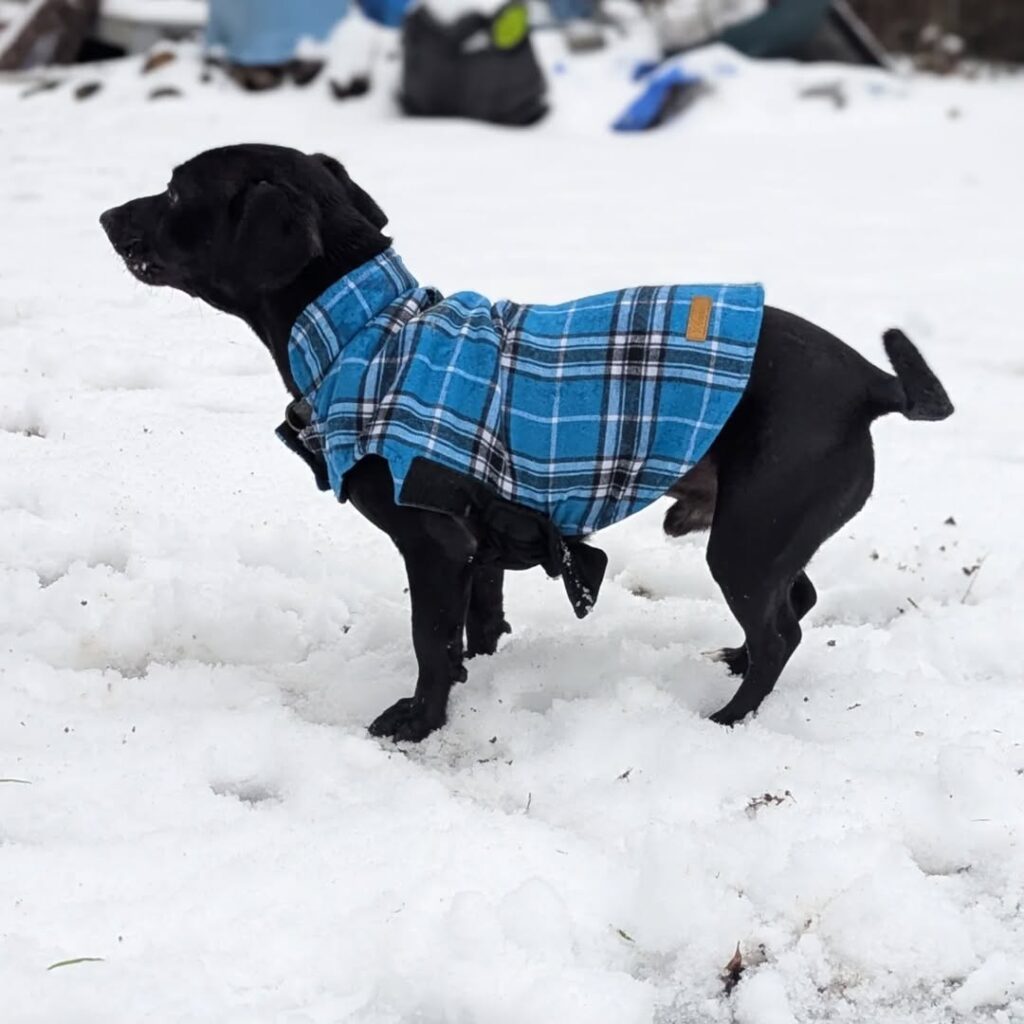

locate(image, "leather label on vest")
(686, 296), (713, 342)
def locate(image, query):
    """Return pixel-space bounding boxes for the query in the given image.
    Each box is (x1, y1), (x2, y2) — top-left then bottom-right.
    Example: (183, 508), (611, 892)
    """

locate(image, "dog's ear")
(313, 152), (388, 230)
(233, 181), (323, 291)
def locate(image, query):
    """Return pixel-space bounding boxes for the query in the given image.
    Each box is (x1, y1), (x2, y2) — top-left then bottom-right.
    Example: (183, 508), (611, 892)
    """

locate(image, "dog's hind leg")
(790, 571), (818, 619)
(709, 570), (817, 677)
(706, 436), (873, 726)
(706, 557), (802, 726)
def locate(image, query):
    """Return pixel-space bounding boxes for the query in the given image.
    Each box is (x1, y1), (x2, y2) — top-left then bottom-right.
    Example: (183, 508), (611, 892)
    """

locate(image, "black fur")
(100, 143), (954, 739)
(882, 328), (955, 420)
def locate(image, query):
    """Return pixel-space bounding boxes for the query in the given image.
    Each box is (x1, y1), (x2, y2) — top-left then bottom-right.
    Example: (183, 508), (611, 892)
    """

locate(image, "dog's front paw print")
(368, 697), (446, 743)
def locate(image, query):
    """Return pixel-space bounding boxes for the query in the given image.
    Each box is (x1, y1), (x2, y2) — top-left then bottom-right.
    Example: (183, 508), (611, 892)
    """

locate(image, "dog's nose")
(99, 207), (120, 237)
(99, 207), (142, 257)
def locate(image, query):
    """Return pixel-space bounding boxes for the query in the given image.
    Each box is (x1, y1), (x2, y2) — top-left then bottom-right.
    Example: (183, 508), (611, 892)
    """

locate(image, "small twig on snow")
(722, 944), (744, 995)
(961, 555), (988, 604)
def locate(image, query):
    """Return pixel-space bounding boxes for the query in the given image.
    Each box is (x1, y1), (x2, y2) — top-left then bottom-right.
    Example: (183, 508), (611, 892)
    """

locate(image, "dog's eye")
(167, 187), (180, 207)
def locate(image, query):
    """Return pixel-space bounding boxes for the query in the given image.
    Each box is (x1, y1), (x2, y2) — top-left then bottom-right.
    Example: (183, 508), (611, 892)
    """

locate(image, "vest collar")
(287, 247), (419, 397)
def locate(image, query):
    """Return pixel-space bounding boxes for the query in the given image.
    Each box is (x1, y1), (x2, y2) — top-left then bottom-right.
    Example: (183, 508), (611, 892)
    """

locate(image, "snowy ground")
(2, 22), (1024, 1024)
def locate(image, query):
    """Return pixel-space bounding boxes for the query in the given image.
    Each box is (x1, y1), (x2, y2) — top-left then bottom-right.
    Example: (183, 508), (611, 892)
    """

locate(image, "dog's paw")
(465, 617), (511, 659)
(708, 701), (753, 728)
(704, 645), (749, 677)
(368, 697), (446, 743)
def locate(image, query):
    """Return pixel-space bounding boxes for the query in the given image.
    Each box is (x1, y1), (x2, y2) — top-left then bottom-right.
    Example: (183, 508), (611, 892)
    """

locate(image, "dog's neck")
(239, 235), (391, 398)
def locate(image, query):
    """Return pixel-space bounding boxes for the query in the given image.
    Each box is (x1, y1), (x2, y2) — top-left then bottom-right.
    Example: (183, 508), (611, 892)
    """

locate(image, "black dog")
(100, 144), (953, 741)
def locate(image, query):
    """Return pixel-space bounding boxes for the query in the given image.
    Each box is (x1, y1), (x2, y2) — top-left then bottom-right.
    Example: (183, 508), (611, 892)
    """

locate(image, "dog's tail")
(871, 329), (954, 421)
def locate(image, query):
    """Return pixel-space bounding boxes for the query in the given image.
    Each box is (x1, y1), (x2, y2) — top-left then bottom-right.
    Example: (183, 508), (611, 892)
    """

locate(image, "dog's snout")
(100, 204), (139, 244)
(99, 207), (119, 236)
(100, 206), (145, 259)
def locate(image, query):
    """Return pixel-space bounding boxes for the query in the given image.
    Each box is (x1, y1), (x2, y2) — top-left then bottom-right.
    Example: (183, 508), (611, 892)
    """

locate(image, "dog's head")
(99, 144), (389, 314)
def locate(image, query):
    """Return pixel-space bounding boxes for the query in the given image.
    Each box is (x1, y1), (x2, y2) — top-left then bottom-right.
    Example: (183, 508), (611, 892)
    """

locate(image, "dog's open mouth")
(125, 257), (163, 284)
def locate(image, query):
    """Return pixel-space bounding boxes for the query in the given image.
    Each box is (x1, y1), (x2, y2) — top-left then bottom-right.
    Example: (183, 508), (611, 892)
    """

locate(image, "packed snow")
(1, 18), (1023, 1024)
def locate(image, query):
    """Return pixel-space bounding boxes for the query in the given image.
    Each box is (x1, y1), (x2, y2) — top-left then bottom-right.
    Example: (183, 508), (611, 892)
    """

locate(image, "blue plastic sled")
(612, 65), (706, 132)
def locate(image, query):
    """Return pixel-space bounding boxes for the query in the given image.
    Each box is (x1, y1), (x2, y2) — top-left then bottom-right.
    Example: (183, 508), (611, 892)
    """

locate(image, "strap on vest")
(276, 398), (331, 492)
(275, 419), (609, 618)
(400, 458), (608, 618)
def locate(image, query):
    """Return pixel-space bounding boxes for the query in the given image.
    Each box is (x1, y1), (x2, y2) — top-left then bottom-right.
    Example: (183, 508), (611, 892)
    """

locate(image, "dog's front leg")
(346, 456), (476, 742)
(367, 536), (474, 742)
(466, 566), (511, 658)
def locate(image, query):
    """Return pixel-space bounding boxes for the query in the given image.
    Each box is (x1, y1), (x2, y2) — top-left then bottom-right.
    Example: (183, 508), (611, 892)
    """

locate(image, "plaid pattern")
(287, 248), (763, 537)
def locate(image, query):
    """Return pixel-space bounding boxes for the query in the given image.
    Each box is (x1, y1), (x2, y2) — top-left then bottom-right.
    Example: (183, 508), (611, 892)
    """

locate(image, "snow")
(300, 9), (386, 82)
(0, 0), (26, 24)
(2, 20), (1024, 1024)
(100, 0), (206, 28)
(654, 0), (766, 53)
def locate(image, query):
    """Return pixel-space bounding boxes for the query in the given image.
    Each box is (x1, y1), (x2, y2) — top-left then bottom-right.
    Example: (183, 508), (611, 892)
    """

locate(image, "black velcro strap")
(275, 420), (331, 492)
(562, 541), (608, 619)
(285, 398), (314, 431)
(400, 456), (607, 617)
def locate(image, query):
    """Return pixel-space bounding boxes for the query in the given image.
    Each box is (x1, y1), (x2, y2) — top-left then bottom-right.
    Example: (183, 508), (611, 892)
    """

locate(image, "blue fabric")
(613, 65), (704, 132)
(287, 249), (763, 537)
(207, 0), (409, 64)
(547, 0), (597, 23)
(359, 0), (409, 27)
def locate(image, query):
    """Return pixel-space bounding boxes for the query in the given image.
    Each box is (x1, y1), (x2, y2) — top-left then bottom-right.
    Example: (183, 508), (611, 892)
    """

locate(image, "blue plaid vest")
(284, 248), (763, 538)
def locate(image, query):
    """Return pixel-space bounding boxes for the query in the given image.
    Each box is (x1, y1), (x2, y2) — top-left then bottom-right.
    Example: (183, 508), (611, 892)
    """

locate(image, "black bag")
(400, 1), (547, 126)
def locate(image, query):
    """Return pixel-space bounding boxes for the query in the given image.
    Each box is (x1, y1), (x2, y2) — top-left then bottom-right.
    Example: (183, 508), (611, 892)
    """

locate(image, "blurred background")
(2, 0), (1021, 149)
(2, 1), (1021, 102)
(856, 0), (1024, 63)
